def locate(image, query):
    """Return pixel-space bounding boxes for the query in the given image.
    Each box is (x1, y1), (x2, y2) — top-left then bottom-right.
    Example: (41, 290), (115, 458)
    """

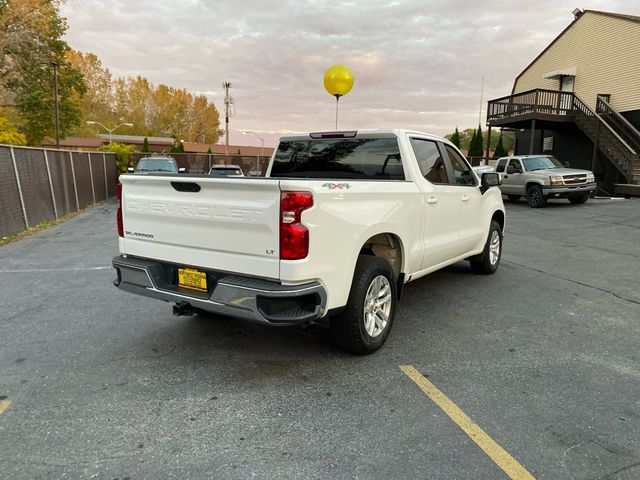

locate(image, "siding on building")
(513, 11), (640, 113)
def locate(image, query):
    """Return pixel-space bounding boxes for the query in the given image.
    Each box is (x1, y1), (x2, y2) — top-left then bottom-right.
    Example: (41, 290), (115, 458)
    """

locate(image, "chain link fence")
(130, 153), (270, 175)
(0, 145), (117, 238)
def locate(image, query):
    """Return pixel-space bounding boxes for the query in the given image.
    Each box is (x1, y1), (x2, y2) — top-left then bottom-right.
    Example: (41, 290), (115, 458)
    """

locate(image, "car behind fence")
(129, 153), (270, 175)
(0, 145), (118, 238)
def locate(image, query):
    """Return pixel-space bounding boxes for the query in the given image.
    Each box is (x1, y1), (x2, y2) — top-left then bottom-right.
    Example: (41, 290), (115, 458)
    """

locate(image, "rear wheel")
(526, 184), (547, 208)
(569, 192), (589, 204)
(469, 220), (502, 275)
(507, 195), (520, 202)
(330, 255), (396, 355)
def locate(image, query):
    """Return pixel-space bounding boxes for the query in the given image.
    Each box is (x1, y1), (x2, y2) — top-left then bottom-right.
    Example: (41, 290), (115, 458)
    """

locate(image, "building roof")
(100, 134), (174, 145)
(42, 136), (103, 148)
(512, 10), (640, 93)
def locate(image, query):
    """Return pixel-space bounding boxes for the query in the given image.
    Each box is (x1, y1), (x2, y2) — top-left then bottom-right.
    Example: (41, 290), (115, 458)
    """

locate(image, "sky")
(60, 0), (640, 148)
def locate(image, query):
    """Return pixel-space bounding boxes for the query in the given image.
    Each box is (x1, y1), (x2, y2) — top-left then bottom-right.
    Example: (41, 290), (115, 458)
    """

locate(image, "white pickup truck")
(113, 129), (505, 354)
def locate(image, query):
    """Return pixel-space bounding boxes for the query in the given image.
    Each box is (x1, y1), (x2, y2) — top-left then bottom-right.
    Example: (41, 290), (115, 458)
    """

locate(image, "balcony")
(486, 88), (640, 186)
(487, 89), (578, 128)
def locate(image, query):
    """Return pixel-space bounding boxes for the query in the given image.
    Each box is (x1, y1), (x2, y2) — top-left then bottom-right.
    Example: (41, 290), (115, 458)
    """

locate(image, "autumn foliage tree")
(0, 0), (85, 144)
(1, 1), (223, 147)
(65, 50), (115, 135)
(65, 65), (224, 144)
(0, 112), (26, 144)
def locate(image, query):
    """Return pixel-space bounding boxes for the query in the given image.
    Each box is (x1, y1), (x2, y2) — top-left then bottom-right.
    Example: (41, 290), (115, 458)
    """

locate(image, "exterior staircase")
(487, 89), (640, 188)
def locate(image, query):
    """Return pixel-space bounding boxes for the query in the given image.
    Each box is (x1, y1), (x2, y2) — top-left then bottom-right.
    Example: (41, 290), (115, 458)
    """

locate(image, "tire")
(569, 193), (589, 204)
(469, 220), (503, 275)
(330, 255), (396, 355)
(526, 184), (547, 208)
(507, 195), (521, 202)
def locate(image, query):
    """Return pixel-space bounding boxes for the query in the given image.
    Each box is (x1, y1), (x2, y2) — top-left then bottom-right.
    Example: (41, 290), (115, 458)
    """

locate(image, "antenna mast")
(222, 82), (233, 155)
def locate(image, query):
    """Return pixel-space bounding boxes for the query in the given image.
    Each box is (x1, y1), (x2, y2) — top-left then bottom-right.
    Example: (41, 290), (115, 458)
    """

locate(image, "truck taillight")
(116, 183), (124, 238)
(280, 191), (313, 260)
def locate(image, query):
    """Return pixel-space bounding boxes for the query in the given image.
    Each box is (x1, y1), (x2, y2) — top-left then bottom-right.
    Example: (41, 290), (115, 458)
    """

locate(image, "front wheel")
(569, 193), (589, 204)
(526, 184), (547, 208)
(330, 255), (396, 355)
(469, 220), (503, 275)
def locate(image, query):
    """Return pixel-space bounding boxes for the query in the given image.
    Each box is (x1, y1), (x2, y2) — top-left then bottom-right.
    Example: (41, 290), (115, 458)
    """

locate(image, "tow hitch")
(172, 302), (194, 316)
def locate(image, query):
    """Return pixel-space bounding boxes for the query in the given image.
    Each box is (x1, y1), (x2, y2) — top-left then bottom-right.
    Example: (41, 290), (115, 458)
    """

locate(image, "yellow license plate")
(178, 267), (207, 292)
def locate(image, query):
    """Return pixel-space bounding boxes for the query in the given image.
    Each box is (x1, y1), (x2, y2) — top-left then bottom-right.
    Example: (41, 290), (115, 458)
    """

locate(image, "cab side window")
(410, 138), (450, 184)
(495, 158), (508, 173)
(444, 145), (477, 186)
(507, 159), (523, 173)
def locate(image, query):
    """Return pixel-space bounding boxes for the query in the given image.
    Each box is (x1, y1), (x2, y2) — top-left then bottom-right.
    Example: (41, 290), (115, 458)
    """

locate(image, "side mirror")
(563, 161), (570, 168)
(480, 172), (501, 194)
(178, 167), (186, 173)
(506, 166), (522, 174)
(127, 167), (134, 173)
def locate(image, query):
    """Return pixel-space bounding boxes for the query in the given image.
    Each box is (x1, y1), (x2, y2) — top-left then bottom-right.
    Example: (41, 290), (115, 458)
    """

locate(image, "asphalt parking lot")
(1, 197), (639, 479)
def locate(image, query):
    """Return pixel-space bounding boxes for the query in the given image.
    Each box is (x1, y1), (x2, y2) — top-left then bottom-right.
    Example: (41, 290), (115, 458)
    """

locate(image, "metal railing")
(596, 95), (640, 154)
(487, 89), (639, 183)
(571, 95), (636, 182)
(129, 153), (270, 175)
(487, 88), (577, 122)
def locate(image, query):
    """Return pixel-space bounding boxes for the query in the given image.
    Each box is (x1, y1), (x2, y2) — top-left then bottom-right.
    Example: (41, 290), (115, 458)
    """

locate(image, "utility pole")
(52, 62), (60, 149)
(478, 76), (485, 126)
(222, 82), (232, 155)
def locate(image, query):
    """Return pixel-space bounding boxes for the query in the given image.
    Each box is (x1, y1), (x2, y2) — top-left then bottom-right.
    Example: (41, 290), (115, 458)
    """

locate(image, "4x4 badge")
(322, 182), (351, 190)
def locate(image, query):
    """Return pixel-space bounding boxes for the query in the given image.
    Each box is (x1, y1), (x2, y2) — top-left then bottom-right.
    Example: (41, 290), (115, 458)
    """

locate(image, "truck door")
(501, 158), (524, 195)
(409, 137), (463, 269)
(441, 144), (485, 253)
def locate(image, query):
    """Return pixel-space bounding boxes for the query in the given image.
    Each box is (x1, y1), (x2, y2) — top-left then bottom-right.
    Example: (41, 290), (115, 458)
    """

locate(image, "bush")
(98, 142), (135, 174)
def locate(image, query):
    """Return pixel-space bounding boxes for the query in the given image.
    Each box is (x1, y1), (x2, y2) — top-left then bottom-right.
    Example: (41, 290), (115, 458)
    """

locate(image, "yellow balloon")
(324, 65), (354, 98)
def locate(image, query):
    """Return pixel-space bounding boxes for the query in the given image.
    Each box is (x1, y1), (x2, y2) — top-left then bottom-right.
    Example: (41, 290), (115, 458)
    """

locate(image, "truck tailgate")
(119, 175), (281, 279)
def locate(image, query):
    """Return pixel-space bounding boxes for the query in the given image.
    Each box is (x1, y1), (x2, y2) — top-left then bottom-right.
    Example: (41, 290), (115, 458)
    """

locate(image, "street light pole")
(86, 121), (134, 144)
(52, 62), (60, 149)
(242, 131), (264, 172)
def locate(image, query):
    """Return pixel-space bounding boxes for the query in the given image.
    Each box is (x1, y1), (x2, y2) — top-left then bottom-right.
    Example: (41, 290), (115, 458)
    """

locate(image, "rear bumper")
(112, 255), (327, 325)
(542, 183), (596, 196)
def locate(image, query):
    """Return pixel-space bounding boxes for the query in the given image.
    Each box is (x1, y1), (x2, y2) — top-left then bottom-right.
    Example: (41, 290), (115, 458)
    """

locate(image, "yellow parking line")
(400, 365), (535, 480)
(0, 399), (11, 415)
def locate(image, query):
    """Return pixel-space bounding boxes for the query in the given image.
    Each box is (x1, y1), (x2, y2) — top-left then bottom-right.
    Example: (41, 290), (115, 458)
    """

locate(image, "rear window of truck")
(271, 138), (405, 180)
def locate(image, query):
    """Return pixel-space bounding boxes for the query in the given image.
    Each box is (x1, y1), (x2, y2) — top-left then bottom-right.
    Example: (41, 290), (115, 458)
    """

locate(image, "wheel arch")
(358, 232), (405, 281)
(525, 180), (545, 190)
(491, 209), (505, 232)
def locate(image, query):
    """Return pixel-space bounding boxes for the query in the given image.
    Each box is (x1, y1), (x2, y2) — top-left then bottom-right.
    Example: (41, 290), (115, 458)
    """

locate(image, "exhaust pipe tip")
(172, 302), (194, 316)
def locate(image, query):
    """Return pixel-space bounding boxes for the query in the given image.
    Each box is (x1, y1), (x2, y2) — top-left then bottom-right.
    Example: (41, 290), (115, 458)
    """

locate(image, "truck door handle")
(462, 195), (470, 202)
(426, 197), (438, 205)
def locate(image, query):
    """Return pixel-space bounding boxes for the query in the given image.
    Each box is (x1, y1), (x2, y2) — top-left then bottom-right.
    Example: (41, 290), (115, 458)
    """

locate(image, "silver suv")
(495, 155), (596, 207)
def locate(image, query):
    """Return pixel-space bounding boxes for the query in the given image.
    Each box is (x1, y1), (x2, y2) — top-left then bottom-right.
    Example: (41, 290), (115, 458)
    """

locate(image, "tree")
(0, 0), (85, 145)
(468, 125), (484, 157)
(142, 137), (150, 152)
(0, 113), (26, 144)
(170, 140), (184, 153)
(492, 131), (508, 158)
(107, 76), (222, 143)
(98, 142), (134, 174)
(189, 94), (223, 144)
(113, 76), (151, 136)
(206, 147), (212, 154)
(450, 127), (461, 148)
(65, 50), (114, 136)
(447, 127), (514, 155)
